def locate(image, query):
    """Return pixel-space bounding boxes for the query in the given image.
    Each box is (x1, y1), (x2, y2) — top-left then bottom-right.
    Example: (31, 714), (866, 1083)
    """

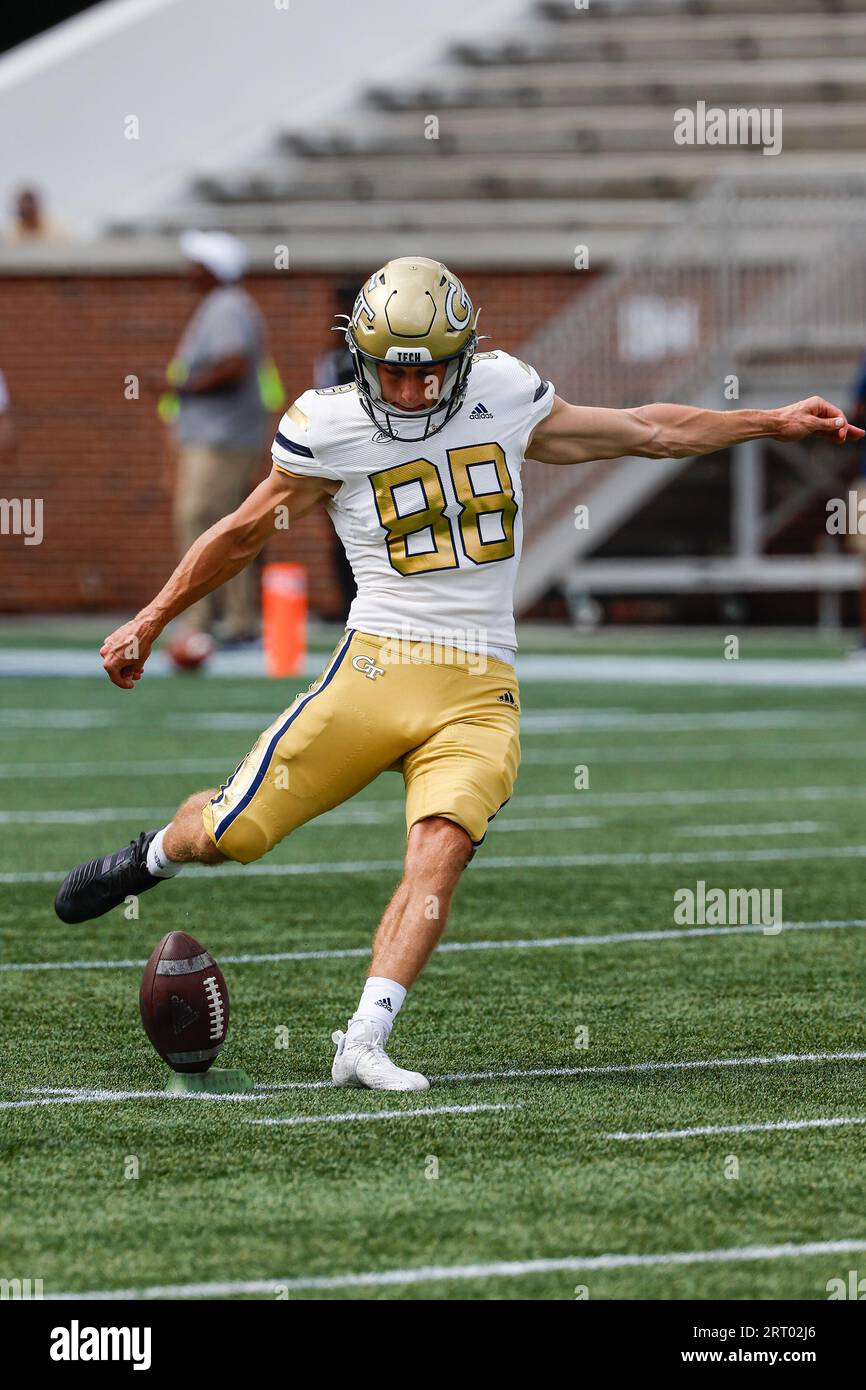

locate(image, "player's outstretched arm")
(100, 467), (335, 689)
(528, 394), (865, 466)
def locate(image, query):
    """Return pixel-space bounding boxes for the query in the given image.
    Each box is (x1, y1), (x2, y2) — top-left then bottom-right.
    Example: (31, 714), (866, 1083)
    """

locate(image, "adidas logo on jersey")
(374, 996), (393, 1013)
(469, 401), (493, 420)
(496, 690), (517, 706)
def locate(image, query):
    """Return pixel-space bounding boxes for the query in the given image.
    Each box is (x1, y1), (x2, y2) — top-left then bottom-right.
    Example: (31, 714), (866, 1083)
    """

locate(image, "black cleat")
(54, 830), (162, 924)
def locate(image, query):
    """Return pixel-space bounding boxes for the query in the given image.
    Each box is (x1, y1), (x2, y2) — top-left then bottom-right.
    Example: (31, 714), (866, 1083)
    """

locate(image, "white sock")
(146, 826), (184, 879)
(348, 976), (407, 1043)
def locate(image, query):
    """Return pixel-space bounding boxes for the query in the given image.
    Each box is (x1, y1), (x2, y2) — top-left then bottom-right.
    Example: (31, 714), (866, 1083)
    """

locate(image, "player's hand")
(100, 619), (155, 689)
(772, 396), (865, 445)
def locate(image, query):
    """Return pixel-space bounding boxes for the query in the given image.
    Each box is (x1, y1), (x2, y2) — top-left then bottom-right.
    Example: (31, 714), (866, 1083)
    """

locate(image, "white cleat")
(331, 1020), (430, 1092)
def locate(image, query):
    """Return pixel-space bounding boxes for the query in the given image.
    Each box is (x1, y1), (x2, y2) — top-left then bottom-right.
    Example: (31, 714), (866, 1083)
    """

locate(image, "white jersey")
(271, 350), (555, 652)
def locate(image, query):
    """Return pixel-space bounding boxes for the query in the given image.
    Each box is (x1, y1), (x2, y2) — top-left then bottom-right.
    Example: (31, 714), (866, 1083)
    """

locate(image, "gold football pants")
(202, 629), (521, 863)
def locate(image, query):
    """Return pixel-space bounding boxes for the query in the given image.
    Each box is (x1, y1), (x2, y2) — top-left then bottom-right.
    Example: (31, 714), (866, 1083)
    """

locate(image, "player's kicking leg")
(331, 815), (472, 1092)
(53, 790), (225, 923)
(329, 639), (520, 1091)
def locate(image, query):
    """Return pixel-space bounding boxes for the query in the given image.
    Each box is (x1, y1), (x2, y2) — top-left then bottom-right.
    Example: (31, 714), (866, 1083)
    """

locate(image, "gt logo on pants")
(352, 655), (385, 680)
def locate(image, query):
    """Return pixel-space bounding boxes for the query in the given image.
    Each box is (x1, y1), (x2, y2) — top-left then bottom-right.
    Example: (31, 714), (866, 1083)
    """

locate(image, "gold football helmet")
(344, 256), (478, 440)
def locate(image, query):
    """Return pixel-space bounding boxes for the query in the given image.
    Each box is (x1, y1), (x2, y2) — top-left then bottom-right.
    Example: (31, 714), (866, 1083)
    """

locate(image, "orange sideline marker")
(262, 563), (307, 677)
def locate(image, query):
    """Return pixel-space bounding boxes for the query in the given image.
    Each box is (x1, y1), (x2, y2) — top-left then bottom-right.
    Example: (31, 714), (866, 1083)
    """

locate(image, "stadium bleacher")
(106, 0), (866, 270)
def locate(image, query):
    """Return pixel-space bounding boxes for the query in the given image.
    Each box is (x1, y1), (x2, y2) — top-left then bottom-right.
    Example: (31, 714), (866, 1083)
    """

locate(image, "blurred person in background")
(847, 353), (866, 657)
(313, 284), (357, 387)
(166, 230), (269, 645)
(0, 369), (14, 454)
(6, 186), (67, 242)
(313, 283), (359, 621)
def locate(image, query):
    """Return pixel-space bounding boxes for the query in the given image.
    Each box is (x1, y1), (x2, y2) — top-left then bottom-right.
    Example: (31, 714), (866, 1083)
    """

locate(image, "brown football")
(139, 932), (229, 1073)
(166, 632), (216, 672)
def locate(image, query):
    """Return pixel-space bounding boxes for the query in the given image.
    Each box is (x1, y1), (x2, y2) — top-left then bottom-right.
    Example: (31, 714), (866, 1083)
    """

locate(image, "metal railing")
(518, 176), (866, 558)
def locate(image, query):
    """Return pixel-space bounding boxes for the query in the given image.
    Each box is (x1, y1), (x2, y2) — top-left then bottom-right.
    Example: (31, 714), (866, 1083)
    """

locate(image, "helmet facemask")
(348, 336), (477, 441)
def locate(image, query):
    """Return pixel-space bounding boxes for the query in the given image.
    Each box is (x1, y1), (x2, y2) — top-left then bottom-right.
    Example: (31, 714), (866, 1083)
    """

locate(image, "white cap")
(179, 229), (248, 282)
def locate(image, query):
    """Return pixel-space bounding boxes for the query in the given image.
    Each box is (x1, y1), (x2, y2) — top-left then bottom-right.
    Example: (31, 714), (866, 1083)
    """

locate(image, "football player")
(55, 256), (863, 1089)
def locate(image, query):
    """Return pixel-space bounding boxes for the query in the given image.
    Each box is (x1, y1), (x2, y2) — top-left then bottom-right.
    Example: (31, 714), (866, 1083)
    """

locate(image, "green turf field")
(2, 645), (866, 1300)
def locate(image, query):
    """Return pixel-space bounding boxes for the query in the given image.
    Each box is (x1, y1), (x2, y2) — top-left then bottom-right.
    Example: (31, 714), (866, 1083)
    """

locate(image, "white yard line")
(520, 711), (815, 733)
(2, 805), (596, 830)
(485, 815), (601, 832)
(676, 821), (821, 838)
(256, 1050), (866, 1092)
(0, 950), (368, 973)
(4, 918), (866, 975)
(4, 784), (866, 823)
(0, 1087), (272, 1109)
(173, 707), (818, 734)
(434, 1050), (866, 1084)
(45, 1238), (866, 1299)
(0, 759), (225, 780)
(0, 808), (171, 825)
(516, 787), (866, 809)
(7, 1056), (863, 1110)
(28, 1085), (268, 1100)
(513, 655), (866, 686)
(190, 844), (866, 872)
(9, 842), (866, 886)
(0, 707), (827, 735)
(12, 1054), (860, 1109)
(607, 1116), (866, 1141)
(2, 741), (866, 782)
(248, 1102), (517, 1128)
(0, 711), (118, 729)
(6, 648), (866, 685)
(522, 743), (866, 765)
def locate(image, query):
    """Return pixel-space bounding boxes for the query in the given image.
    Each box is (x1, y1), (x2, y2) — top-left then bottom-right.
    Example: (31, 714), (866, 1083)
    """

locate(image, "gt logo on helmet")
(445, 281), (473, 331)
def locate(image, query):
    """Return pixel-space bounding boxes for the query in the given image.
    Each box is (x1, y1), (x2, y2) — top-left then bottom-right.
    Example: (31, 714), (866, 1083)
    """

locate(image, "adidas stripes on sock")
(145, 825), (184, 879)
(349, 976), (407, 1042)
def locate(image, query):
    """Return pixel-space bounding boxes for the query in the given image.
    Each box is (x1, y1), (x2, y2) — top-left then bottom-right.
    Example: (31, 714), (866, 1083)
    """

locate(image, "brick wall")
(0, 268), (583, 617)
